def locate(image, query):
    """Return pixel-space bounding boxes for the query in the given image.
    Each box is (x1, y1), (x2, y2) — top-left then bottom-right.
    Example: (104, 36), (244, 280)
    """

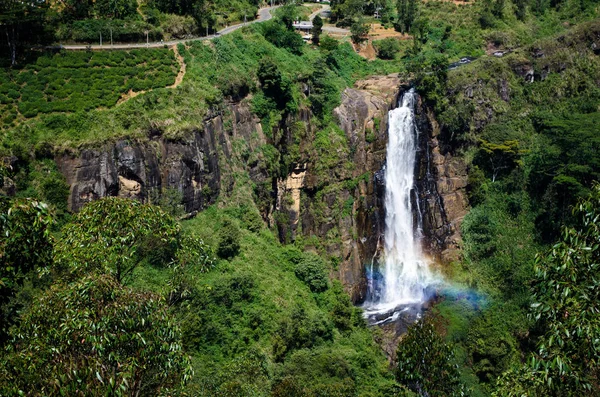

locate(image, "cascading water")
(364, 88), (436, 324)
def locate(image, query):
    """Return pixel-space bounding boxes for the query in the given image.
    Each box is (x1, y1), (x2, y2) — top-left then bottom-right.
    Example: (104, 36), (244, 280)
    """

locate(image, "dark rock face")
(56, 103), (266, 215)
(414, 99), (469, 264)
(57, 129), (220, 214)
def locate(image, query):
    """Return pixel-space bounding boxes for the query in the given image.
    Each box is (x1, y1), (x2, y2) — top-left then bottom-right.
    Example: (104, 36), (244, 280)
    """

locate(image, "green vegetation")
(0, 48), (177, 125)
(0, 0), (266, 61)
(2, 0), (600, 395)
(396, 317), (465, 396)
(1, 274), (192, 397)
(402, 0), (600, 394)
(374, 38), (402, 59)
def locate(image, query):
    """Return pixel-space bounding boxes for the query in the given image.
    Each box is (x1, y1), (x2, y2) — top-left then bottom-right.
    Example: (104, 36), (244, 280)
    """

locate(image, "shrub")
(294, 252), (329, 293)
(396, 317), (465, 396)
(374, 38), (401, 59)
(217, 219), (241, 259)
(160, 14), (198, 39)
(272, 305), (334, 361)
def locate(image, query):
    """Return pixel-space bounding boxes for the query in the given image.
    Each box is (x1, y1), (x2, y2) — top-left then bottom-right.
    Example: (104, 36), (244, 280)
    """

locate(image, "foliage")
(309, 58), (343, 119)
(476, 139), (523, 182)
(216, 218), (241, 259)
(0, 0), (50, 65)
(374, 38), (401, 60)
(0, 274), (192, 396)
(273, 304), (334, 362)
(396, 317), (465, 396)
(527, 112), (600, 242)
(527, 184), (600, 394)
(257, 57), (295, 111)
(396, 0), (419, 33)
(350, 19), (370, 44)
(159, 13), (199, 39)
(312, 15), (324, 45)
(293, 252), (329, 293)
(260, 20), (305, 55)
(0, 198), (54, 343)
(53, 197), (180, 282)
(0, 48), (178, 123)
(396, 318), (464, 396)
(0, 198), (53, 286)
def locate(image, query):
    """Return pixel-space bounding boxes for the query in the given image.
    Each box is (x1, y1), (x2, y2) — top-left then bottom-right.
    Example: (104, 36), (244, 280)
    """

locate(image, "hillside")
(1, 0), (600, 396)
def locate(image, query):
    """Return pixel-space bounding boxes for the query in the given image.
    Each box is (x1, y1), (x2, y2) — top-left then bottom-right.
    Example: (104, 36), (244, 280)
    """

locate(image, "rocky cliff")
(56, 104), (269, 216)
(415, 101), (469, 265)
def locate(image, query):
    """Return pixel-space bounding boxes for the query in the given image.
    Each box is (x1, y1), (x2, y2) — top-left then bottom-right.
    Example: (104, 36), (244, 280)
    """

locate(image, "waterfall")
(364, 88), (435, 322)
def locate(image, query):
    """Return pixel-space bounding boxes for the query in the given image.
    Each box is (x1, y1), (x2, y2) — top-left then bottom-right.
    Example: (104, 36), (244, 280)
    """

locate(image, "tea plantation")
(0, 48), (178, 128)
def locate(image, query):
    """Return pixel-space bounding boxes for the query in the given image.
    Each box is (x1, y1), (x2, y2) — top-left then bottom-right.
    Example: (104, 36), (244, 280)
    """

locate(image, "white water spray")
(364, 88), (435, 318)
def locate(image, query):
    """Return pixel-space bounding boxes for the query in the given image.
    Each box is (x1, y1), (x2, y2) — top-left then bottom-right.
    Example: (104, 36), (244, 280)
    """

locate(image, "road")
(57, 6), (279, 50)
(308, 4), (351, 35)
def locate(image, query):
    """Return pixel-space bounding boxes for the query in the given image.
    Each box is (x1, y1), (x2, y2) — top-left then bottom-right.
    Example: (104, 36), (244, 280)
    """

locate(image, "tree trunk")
(5, 25), (17, 66)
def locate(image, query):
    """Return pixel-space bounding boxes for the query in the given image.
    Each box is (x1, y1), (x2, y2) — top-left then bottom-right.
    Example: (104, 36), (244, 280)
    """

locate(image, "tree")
(257, 57), (294, 110)
(309, 58), (340, 118)
(528, 184), (600, 394)
(514, 0), (527, 20)
(312, 15), (324, 45)
(479, 0), (497, 28)
(0, 198), (54, 344)
(350, 19), (369, 44)
(477, 139), (523, 182)
(93, 0), (138, 19)
(261, 20), (305, 55)
(396, 0), (418, 33)
(396, 317), (465, 396)
(0, 0), (49, 65)
(374, 37), (400, 59)
(53, 197), (180, 283)
(493, 0), (505, 18)
(494, 184), (600, 396)
(217, 219), (241, 259)
(279, 4), (297, 31)
(0, 274), (192, 396)
(294, 252), (329, 293)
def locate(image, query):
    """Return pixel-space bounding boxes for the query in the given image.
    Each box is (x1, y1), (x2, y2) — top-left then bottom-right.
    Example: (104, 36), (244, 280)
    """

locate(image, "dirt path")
(168, 45), (186, 89)
(117, 45), (186, 105)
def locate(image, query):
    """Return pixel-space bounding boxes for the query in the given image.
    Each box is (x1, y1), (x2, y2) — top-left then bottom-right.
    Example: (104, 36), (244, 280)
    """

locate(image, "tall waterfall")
(364, 88), (434, 322)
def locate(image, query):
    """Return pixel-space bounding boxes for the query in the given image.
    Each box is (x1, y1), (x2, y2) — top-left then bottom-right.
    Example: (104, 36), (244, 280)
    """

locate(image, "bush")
(259, 20), (304, 55)
(374, 38), (401, 59)
(294, 252), (329, 293)
(272, 305), (334, 361)
(160, 14), (198, 39)
(217, 219), (241, 259)
(396, 317), (465, 396)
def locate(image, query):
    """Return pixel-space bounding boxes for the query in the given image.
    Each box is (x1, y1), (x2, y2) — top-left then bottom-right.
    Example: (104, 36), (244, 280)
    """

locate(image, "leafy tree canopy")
(0, 273), (192, 396)
(396, 317), (465, 396)
(53, 197), (180, 283)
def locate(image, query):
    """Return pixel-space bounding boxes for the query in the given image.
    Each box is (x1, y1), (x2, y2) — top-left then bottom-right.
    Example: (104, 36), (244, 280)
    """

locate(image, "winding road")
(308, 4), (350, 35)
(58, 6), (280, 50)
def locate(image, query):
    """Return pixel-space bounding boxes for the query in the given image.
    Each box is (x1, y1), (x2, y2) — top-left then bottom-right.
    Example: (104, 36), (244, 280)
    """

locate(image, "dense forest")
(1, 0), (600, 395)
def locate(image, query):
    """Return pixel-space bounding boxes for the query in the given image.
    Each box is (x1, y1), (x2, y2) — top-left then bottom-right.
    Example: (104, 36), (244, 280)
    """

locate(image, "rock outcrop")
(56, 103), (266, 215)
(415, 104), (469, 264)
(57, 130), (220, 214)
